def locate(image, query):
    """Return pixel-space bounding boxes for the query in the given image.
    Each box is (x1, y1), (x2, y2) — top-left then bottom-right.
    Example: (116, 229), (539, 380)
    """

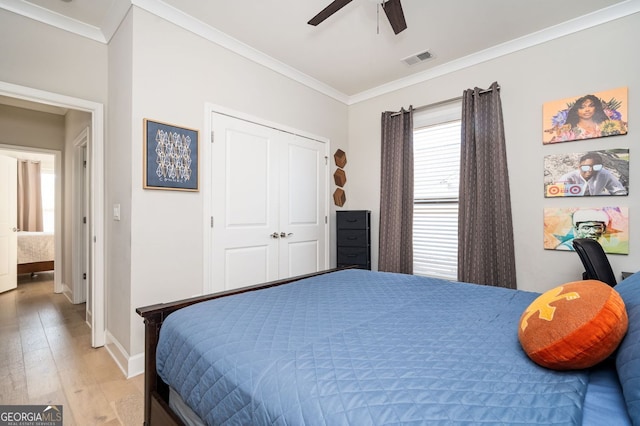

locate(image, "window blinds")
(413, 117), (461, 280)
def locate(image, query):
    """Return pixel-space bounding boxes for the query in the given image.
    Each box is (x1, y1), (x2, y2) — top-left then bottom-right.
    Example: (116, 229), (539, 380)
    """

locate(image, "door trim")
(203, 103), (331, 295)
(72, 127), (89, 304)
(0, 81), (106, 348)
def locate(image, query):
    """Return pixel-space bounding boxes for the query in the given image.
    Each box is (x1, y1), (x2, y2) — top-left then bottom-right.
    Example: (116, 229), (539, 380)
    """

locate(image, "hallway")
(0, 272), (143, 425)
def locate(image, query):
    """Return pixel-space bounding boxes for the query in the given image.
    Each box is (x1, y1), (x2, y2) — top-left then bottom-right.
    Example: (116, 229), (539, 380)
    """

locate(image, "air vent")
(402, 50), (434, 66)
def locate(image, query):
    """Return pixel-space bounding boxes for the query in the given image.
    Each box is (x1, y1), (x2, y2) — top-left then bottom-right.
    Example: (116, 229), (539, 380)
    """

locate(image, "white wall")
(347, 12), (640, 293)
(106, 7), (134, 363)
(0, 10), (107, 104)
(0, 105), (65, 151)
(122, 7), (349, 358)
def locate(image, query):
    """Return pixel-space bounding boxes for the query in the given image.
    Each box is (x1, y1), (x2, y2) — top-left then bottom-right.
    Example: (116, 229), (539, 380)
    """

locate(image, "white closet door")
(210, 112), (327, 292)
(279, 135), (327, 278)
(211, 114), (280, 291)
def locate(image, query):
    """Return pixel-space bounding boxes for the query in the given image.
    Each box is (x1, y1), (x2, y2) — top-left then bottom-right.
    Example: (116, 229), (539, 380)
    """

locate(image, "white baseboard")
(127, 351), (145, 378)
(104, 330), (145, 379)
(62, 283), (73, 303)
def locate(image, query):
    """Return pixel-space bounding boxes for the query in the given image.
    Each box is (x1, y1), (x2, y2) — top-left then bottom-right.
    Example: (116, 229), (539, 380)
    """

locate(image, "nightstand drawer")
(337, 230), (369, 247)
(337, 211), (369, 229)
(337, 247), (369, 265)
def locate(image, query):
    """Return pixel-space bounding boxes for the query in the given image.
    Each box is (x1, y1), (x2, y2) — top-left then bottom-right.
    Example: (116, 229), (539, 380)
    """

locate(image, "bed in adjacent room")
(17, 231), (55, 274)
(137, 268), (640, 425)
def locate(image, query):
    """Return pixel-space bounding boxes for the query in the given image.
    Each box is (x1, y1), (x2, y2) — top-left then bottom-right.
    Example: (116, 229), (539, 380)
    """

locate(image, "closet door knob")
(270, 232), (280, 239)
(280, 232), (294, 238)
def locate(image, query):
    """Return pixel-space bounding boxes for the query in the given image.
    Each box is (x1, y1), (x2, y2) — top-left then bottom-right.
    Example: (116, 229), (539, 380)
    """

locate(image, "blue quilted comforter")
(157, 270), (591, 425)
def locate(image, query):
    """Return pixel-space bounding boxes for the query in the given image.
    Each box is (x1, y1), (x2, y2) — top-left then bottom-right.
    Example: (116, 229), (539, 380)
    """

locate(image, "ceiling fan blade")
(308, 0), (353, 26)
(382, 0), (407, 34)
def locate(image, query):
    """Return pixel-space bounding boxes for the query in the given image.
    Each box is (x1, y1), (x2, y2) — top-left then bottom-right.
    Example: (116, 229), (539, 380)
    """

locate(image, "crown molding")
(101, 0), (132, 42)
(2, 0), (638, 106)
(348, 0), (640, 105)
(0, 0), (106, 42)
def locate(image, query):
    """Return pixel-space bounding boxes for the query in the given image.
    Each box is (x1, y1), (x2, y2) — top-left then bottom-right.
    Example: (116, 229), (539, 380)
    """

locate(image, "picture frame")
(543, 206), (629, 254)
(542, 87), (628, 144)
(143, 119), (199, 191)
(543, 149), (629, 197)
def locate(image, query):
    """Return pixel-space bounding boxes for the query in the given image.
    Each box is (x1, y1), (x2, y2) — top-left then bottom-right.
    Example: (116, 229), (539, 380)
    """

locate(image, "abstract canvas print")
(543, 206), (628, 254)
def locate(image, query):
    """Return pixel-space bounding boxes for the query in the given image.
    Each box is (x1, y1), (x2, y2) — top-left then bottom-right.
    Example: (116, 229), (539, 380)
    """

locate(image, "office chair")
(572, 238), (617, 287)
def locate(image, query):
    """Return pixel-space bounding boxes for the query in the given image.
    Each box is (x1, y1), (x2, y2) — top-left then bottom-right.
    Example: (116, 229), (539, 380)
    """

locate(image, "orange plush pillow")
(518, 280), (628, 370)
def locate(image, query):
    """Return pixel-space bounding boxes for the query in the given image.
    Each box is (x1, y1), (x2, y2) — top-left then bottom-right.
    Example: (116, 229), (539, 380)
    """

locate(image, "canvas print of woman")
(543, 87), (628, 144)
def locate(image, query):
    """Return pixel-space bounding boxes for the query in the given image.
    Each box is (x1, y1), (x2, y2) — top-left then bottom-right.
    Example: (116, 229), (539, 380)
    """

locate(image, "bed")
(17, 231), (55, 274)
(137, 268), (640, 425)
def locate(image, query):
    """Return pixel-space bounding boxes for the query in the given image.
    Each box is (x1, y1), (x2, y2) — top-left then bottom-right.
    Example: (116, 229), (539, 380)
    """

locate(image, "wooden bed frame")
(18, 260), (54, 275)
(136, 267), (349, 426)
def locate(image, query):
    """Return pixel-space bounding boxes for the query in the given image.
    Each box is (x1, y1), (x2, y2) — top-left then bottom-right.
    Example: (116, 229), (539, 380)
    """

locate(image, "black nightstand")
(337, 210), (371, 270)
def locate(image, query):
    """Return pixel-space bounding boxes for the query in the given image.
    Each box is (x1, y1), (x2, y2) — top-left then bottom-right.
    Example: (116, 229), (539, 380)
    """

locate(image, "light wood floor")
(0, 272), (144, 425)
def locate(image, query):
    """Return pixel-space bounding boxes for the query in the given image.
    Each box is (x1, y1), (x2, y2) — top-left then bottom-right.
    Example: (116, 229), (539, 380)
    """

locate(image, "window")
(413, 101), (461, 280)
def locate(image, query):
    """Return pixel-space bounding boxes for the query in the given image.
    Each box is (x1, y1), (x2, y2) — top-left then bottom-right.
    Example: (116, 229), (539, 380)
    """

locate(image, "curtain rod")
(390, 85), (500, 116)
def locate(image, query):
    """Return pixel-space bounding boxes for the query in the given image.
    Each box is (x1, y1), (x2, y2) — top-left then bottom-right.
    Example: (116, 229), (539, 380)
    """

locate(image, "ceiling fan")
(308, 0), (407, 35)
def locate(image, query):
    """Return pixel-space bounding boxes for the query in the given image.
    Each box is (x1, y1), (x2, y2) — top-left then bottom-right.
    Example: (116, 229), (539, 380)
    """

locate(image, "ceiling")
(2, 0), (638, 104)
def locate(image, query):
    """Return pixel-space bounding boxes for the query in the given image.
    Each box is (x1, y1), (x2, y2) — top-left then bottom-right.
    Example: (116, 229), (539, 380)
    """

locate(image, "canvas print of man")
(544, 149), (629, 197)
(543, 87), (628, 144)
(543, 206), (629, 254)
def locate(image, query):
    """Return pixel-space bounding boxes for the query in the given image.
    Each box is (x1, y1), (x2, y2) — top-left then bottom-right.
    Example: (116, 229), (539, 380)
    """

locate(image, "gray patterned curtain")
(379, 107), (413, 274)
(458, 83), (516, 288)
(17, 159), (43, 232)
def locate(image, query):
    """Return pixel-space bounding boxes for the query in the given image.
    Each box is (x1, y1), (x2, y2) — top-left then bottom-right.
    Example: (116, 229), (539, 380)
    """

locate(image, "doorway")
(0, 148), (60, 294)
(0, 81), (106, 348)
